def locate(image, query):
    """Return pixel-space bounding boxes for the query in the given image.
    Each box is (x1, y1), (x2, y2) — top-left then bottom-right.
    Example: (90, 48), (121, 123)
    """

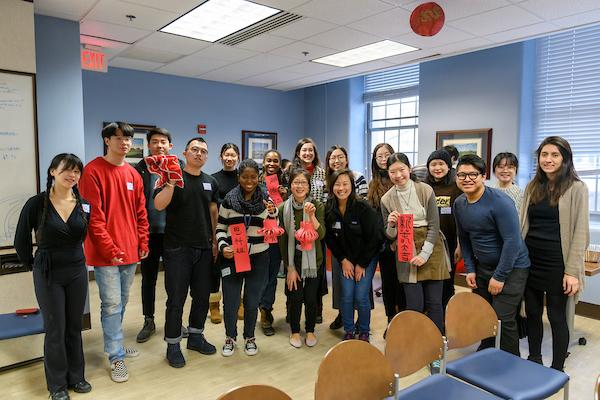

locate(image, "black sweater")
(212, 169), (238, 207)
(14, 192), (89, 270)
(325, 198), (384, 268)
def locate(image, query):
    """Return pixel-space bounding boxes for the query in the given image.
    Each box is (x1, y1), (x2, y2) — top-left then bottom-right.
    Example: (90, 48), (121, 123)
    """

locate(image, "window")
(365, 64), (420, 168)
(534, 24), (600, 214)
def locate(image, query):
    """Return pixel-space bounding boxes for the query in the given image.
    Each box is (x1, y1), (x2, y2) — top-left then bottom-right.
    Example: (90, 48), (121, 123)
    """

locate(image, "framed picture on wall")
(102, 122), (155, 165)
(242, 130), (277, 164)
(436, 128), (493, 177)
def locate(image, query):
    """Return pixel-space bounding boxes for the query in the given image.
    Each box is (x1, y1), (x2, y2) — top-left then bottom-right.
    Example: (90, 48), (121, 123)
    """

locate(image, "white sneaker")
(244, 337), (258, 356)
(110, 360), (129, 383)
(222, 337), (236, 357)
(124, 346), (140, 358)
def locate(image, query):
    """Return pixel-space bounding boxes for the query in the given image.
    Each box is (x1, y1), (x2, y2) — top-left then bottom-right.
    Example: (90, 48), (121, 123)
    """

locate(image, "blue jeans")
(259, 244), (281, 311)
(94, 264), (137, 363)
(340, 256), (377, 334)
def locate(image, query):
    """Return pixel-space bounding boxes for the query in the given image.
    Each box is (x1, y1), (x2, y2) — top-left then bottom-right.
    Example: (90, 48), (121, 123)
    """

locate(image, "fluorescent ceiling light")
(312, 40), (419, 67)
(160, 0), (280, 42)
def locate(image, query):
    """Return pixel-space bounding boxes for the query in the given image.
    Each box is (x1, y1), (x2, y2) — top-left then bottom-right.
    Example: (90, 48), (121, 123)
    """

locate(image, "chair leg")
(393, 373), (401, 395)
(441, 337), (448, 375)
(495, 319), (502, 349)
(563, 380), (569, 400)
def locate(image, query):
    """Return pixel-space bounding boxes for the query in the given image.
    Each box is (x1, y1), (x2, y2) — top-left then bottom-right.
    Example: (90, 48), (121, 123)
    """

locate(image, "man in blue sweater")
(453, 154), (529, 356)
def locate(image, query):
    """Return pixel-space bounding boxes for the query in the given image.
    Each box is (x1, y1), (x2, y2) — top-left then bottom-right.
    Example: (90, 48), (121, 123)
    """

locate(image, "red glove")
(258, 219), (285, 244)
(145, 155), (184, 189)
(295, 220), (319, 251)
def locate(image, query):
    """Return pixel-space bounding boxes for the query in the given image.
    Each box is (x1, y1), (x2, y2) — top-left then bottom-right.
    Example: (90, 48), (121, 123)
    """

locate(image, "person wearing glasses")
(492, 152), (523, 211)
(453, 154), (530, 356)
(154, 137), (219, 368)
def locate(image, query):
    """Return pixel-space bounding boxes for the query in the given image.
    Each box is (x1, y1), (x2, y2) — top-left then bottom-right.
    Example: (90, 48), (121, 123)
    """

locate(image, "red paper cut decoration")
(410, 2), (445, 37)
(145, 155), (184, 188)
(265, 174), (284, 205)
(258, 219), (284, 244)
(230, 223), (251, 272)
(397, 214), (414, 262)
(295, 220), (319, 251)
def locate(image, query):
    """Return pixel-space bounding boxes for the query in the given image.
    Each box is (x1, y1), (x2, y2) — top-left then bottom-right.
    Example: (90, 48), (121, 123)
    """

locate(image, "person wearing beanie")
(425, 149), (463, 312)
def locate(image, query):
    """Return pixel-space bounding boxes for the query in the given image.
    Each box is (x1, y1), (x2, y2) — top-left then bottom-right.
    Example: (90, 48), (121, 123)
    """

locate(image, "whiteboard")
(0, 70), (39, 249)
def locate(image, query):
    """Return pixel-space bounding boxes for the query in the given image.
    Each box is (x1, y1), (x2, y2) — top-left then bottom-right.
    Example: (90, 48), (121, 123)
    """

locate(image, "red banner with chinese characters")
(397, 214), (414, 262)
(265, 174), (283, 205)
(230, 223), (251, 272)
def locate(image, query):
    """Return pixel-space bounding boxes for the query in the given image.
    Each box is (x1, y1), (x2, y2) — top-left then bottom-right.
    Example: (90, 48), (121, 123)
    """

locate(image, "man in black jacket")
(134, 128), (184, 342)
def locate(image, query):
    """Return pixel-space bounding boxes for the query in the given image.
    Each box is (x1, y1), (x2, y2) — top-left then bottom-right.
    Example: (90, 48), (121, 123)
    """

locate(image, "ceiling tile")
(518, 0), (600, 20)
(403, 0), (510, 21)
(109, 57), (165, 71)
(154, 55), (231, 77)
(254, 0), (311, 10)
(193, 44), (258, 62)
(118, 45), (183, 63)
(80, 19), (152, 43)
(347, 60), (396, 73)
(392, 26), (475, 49)
(348, 8), (413, 38)
(236, 54), (300, 72)
(80, 35), (130, 59)
(304, 27), (381, 51)
(119, 0), (202, 14)
(281, 61), (338, 75)
(552, 9), (600, 29)
(451, 5), (543, 36)
(236, 34), (294, 52)
(198, 67), (256, 83)
(430, 37), (495, 56)
(135, 32), (211, 54)
(85, 0), (179, 31)
(382, 48), (440, 64)
(485, 21), (559, 43)
(292, 0), (394, 25)
(237, 70), (304, 86)
(34, 0), (97, 21)
(269, 17), (337, 40)
(269, 41), (336, 60)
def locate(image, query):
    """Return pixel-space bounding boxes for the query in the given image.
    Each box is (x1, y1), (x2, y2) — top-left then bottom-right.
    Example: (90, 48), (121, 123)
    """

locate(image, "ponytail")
(36, 172), (53, 243)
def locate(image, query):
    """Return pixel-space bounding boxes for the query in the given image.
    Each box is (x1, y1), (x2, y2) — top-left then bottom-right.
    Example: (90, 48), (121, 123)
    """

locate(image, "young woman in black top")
(210, 143), (241, 323)
(15, 154), (91, 400)
(325, 169), (383, 341)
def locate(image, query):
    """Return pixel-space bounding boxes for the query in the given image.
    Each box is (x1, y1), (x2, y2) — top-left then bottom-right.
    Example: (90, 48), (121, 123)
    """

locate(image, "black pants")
(163, 246), (212, 341)
(442, 260), (457, 312)
(404, 280), (444, 332)
(525, 286), (569, 370)
(379, 246), (406, 320)
(474, 264), (528, 356)
(222, 251), (269, 339)
(286, 251), (321, 334)
(33, 265), (88, 393)
(141, 233), (164, 318)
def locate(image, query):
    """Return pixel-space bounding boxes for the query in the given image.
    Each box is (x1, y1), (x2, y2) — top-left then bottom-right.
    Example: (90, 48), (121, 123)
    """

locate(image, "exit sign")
(81, 48), (107, 72)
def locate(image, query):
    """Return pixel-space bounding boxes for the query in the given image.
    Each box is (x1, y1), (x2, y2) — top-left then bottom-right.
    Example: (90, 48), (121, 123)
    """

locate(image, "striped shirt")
(352, 170), (368, 199)
(216, 198), (278, 256)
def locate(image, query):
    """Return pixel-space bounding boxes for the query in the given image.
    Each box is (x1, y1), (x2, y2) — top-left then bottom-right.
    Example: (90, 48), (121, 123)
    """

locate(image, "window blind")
(364, 64), (419, 103)
(534, 24), (600, 160)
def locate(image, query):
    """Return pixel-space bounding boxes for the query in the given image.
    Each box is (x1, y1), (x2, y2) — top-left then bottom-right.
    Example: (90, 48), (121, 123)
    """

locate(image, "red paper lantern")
(410, 2), (445, 37)
(295, 220), (319, 251)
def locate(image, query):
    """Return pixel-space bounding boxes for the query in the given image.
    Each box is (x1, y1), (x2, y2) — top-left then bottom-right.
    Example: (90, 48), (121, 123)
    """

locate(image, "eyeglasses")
(495, 165), (516, 171)
(456, 172), (481, 181)
(376, 154), (391, 161)
(292, 181), (309, 187)
(330, 155), (346, 161)
(188, 147), (208, 155)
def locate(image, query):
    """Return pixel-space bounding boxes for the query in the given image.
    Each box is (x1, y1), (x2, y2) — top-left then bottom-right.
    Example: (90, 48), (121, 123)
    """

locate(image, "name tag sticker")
(333, 221), (341, 229)
(82, 204), (90, 213)
(441, 207), (452, 215)
(203, 182), (212, 191)
(126, 182), (134, 191)
(221, 267), (231, 277)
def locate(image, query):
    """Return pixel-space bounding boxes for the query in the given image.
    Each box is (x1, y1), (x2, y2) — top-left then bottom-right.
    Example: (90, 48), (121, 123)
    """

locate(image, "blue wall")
(82, 68), (305, 173)
(35, 15), (85, 187)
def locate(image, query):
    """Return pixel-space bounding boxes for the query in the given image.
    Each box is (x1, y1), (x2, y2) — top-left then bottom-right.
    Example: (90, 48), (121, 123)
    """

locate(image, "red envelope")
(145, 155), (184, 189)
(230, 223), (251, 272)
(265, 174), (283, 205)
(397, 214), (414, 262)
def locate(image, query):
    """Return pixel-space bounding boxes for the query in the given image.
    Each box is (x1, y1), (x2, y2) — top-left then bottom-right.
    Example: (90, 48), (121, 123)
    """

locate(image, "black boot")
(187, 333), (217, 355)
(329, 313), (343, 330)
(260, 308), (275, 336)
(136, 316), (156, 343)
(50, 390), (69, 400)
(68, 380), (92, 393)
(166, 343), (185, 368)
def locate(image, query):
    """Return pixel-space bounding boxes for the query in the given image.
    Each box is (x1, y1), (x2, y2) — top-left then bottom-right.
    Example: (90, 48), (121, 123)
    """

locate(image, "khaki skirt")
(396, 226), (450, 284)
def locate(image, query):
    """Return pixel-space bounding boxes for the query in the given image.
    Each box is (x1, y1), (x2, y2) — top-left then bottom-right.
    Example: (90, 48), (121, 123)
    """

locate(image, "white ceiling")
(34, 0), (600, 91)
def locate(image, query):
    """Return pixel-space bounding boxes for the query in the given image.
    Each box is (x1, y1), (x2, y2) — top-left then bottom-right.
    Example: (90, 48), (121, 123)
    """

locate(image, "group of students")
(14, 121), (589, 400)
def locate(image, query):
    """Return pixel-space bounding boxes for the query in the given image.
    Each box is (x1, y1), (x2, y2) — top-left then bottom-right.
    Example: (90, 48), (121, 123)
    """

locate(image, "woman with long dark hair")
(366, 143), (405, 334)
(521, 136), (589, 371)
(325, 169), (382, 341)
(15, 154), (91, 400)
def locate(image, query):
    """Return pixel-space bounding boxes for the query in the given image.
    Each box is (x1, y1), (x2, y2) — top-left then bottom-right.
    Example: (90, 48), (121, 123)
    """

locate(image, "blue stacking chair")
(384, 311), (502, 399)
(444, 292), (570, 400)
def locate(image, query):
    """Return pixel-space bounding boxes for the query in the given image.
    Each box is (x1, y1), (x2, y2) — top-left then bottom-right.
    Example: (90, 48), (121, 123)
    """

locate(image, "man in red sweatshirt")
(79, 122), (149, 383)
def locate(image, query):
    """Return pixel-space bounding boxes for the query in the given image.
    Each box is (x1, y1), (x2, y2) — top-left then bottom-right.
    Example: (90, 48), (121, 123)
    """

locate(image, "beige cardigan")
(520, 180), (589, 301)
